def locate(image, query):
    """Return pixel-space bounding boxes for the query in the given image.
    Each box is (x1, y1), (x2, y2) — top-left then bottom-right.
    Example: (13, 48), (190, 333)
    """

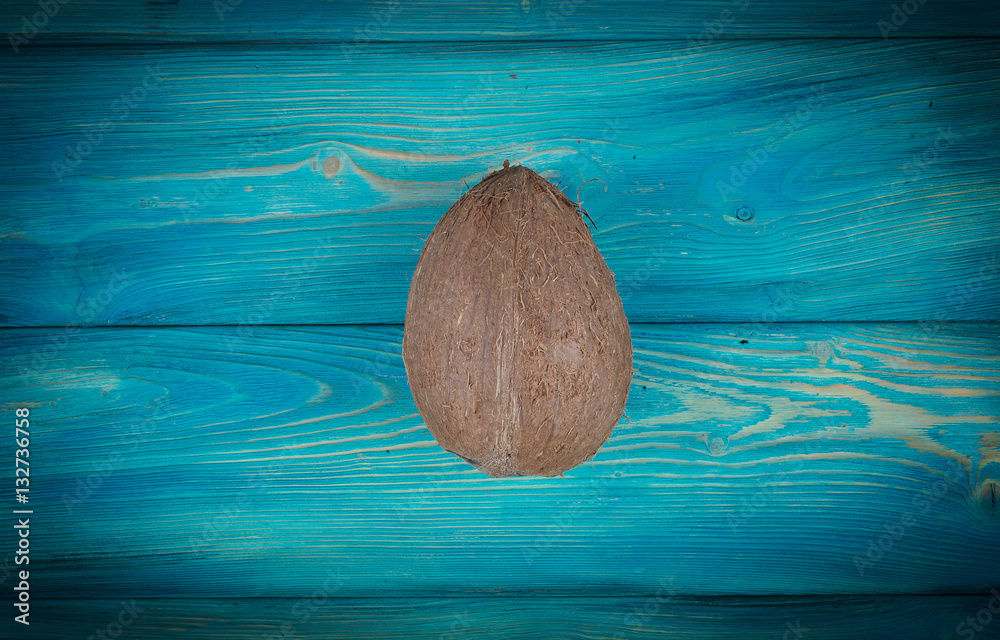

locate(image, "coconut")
(402, 161), (632, 477)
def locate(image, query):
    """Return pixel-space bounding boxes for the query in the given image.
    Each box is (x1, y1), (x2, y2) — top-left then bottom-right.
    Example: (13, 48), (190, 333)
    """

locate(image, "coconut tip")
(503, 158), (509, 170)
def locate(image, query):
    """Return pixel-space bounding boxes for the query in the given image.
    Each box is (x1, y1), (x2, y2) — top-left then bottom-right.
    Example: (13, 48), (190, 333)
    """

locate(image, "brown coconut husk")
(402, 161), (632, 477)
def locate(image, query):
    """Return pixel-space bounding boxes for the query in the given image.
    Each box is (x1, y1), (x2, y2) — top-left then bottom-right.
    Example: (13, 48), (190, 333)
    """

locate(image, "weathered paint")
(1, 323), (997, 603)
(2, 41), (998, 325)
(1, 4), (998, 636)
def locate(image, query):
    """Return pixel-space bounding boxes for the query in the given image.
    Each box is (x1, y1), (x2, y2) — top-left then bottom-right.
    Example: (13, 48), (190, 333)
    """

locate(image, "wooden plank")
(2, 323), (997, 599)
(10, 594), (1000, 640)
(2, 41), (998, 326)
(3, 0), (1000, 48)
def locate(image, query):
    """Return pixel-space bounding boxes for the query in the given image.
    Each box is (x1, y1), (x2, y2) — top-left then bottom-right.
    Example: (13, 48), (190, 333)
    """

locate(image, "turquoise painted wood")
(2, 3), (999, 637)
(11, 594), (1000, 640)
(1, 41), (998, 326)
(2, 323), (997, 605)
(2, 0), (998, 45)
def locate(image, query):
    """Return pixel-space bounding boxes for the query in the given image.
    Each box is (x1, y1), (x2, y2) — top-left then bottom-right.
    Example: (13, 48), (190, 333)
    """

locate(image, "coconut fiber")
(402, 161), (633, 477)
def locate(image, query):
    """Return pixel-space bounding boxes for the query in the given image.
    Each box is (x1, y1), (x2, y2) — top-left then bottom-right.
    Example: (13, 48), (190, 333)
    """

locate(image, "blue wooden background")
(1, 1), (999, 638)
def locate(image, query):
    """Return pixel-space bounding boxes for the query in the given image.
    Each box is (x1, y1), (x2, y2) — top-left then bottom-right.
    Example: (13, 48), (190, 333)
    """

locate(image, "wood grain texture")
(2, 323), (997, 600)
(2, 0), (999, 45)
(9, 594), (1000, 640)
(2, 40), (998, 326)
